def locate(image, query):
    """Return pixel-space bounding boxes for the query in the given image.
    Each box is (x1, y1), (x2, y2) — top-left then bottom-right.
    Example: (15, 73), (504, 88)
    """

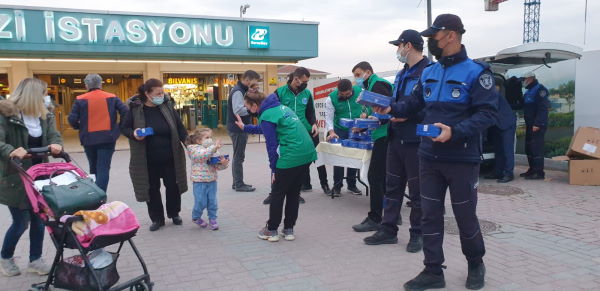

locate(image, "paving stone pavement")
(1, 143), (599, 290)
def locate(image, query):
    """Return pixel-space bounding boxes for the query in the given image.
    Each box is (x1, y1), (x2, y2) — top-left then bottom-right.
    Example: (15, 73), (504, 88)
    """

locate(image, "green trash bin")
(221, 100), (228, 125)
(207, 104), (218, 129)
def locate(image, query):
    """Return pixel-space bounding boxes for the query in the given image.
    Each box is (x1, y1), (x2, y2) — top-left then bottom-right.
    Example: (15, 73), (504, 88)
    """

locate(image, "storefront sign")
(167, 77), (199, 85)
(312, 79), (340, 133)
(0, 6), (318, 61)
(248, 25), (269, 49)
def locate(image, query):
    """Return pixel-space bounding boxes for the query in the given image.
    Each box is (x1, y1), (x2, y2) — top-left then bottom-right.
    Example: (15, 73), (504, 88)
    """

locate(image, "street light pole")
(427, 0), (432, 59)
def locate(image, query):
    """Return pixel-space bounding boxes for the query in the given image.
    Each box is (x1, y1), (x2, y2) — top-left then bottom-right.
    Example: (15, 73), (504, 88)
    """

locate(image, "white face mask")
(202, 138), (214, 147)
(396, 46), (409, 63)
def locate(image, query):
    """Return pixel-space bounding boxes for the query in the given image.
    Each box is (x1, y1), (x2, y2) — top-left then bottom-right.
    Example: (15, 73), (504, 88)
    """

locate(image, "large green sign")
(0, 6), (318, 62)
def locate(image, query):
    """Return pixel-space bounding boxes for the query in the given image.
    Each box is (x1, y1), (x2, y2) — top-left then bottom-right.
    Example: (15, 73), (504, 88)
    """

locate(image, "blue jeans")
(192, 181), (218, 220)
(83, 142), (116, 193)
(1, 207), (45, 262)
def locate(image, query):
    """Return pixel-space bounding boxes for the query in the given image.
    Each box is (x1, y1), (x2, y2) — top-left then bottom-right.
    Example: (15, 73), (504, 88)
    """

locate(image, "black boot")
(321, 184), (331, 194)
(149, 220), (165, 232)
(466, 262), (486, 290)
(406, 235), (423, 253)
(403, 270), (445, 291)
(497, 175), (514, 183)
(300, 184), (312, 192)
(172, 216), (183, 225)
(524, 173), (545, 180)
(263, 195), (272, 205)
(352, 217), (380, 232)
(331, 187), (341, 197)
(347, 186), (362, 195)
(364, 229), (397, 245)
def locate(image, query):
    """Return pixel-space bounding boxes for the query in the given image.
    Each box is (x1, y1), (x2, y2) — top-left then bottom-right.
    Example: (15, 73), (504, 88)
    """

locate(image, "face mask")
(202, 138), (214, 147)
(151, 95), (165, 105)
(355, 73), (367, 88)
(428, 38), (443, 60)
(522, 80), (529, 88)
(298, 82), (308, 91)
(43, 96), (52, 108)
(396, 47), (409, 63)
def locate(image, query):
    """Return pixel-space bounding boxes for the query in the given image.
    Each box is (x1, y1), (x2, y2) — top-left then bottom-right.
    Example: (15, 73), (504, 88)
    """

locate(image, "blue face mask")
(151, 95), (165, 105)
(355, 73), (367, 88)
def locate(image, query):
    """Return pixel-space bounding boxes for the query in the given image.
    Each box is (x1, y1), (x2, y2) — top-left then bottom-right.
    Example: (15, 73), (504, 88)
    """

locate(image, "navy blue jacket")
(68, 89), (128, 146)
(243, 94), (280, 173)
(523, 80), (549, 127)
(390, 56), (430, 143)
(391, 46), (499, 163)
(495, 93), (517, 130)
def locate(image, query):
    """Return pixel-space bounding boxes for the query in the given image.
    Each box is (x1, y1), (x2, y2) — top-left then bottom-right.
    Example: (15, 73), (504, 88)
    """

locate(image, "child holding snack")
(186, 128), (229, 230)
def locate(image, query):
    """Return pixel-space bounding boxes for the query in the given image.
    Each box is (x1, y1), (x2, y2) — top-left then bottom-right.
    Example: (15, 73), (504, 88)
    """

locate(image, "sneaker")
(331, 187), (341, 197)
(300, 184), (312, 192)
(519, 170), (533, 177)
(263, 195), (272, 205)
(209, 219), (219, 230)
(352, 217), (380, 232)
(299, 195), (306, 204)
(27, 258), (50, 276)
(321, 184), (331, 194)
(466, 262), (486, 290)
(363, 230), (398, 245)
(257, 227), (279, 242)
(236, 184), (256, 192)
(0, 258), (21, 277)
(524, 173), (545, 180)
(403, 270), (446, 291)
(172, 216), (183, 225)
(347, 186), (362, 195)
(497, 175), (514, 183)
(281, 228), (295, 241)
(149, 220), (165, 232)
(194, 218), (208, 228)
(406, 235), (423, 253)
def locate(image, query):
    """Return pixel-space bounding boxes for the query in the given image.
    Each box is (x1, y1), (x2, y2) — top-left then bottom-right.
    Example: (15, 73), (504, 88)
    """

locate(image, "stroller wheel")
(131, 281), (150, 291)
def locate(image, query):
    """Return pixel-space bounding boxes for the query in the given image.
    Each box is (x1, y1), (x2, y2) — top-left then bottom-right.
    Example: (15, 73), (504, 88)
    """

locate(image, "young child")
(186, 128), (229, 230)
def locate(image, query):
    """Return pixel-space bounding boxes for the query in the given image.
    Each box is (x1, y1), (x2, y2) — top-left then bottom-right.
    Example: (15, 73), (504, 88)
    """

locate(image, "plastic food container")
(357, 90), (392, 107)
(207, 154), (230, 165)
(339, 118), (355, 128)
(354, 118), (380, 129)
(135, 127), (154, 137)
(416, 124), (442, 137)
(356, 141), (374, 150)
(341, 139), (358, 148)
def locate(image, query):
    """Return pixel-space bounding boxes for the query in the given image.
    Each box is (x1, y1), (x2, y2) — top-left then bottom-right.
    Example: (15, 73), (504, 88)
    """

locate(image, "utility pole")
(427, 0), (432, 59)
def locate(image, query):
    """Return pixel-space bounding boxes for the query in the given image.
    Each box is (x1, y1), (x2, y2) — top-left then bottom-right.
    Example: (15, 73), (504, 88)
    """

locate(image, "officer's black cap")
(421, 14), (466, 37)
(389, 29), (424, 48)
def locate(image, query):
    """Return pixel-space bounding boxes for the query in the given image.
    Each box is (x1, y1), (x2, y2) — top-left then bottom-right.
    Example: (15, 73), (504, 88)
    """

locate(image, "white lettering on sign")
(126, 20), (147, 44)
(169, 22), (191, 45)
(1, 10), (237, 48)
(81, 18), (103, 43)
(0, 14), (12, 39)
(104, 20), (126, 43)
(44, 11), (55, 42)
(58, 16), (82, 41)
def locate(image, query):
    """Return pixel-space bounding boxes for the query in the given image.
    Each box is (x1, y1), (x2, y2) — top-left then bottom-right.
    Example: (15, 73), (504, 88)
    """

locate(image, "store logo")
(248, 25), (269, 49)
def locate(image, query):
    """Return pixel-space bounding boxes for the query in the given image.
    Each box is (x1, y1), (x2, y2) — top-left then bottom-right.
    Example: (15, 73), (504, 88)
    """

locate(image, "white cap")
(523, 71), (536, 78)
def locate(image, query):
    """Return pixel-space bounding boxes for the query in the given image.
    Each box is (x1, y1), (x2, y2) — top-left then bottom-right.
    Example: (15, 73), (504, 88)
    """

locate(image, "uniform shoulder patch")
(479, 73), (494, 90)
(539, 90), (548, 97)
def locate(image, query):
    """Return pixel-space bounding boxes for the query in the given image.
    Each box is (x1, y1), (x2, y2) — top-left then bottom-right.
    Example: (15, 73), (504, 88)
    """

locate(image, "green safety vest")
(329, 85), (366, 131)
(276, 85), (313, 132)
(259, 105), (317, 169)
(366, 74), (392, 140)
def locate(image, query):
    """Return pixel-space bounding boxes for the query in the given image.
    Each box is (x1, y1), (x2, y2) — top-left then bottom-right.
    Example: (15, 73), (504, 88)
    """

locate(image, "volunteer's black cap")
(420, 14), (466, 37)
(389, 29), (424, 48)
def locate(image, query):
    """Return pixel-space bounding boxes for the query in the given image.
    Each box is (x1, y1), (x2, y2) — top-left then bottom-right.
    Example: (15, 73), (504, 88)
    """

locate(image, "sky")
(5, 0), (599, 81)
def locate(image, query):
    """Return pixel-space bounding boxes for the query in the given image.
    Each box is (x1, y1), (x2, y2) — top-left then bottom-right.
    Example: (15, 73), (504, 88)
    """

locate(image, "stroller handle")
(10, 147), (71, 166)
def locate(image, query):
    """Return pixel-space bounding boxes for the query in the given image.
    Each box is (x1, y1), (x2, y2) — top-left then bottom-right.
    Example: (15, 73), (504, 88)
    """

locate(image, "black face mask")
(428, 38), (443, 60)
(298, 82), (308, 92)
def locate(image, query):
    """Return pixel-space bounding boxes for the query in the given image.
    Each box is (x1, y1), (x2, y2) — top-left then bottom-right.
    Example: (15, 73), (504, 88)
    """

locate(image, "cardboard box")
(567, 127), (600, 159)
(569, 159), (600, 186)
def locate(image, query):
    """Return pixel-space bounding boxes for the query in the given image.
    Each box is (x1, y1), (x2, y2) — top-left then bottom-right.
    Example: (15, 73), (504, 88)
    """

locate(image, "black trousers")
(367, 137), (388, 223)
(146, 160), (181, 223)
(381, 141), (421, 236)
(303, 134), (328, 188)
(268, 163), (311, 230)
(420, 158), (485, 274)
(525, 125), (546, 176)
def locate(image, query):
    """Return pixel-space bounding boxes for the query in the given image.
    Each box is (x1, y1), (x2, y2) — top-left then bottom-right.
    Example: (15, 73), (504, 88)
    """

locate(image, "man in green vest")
(262, 67), (329, 205)
(351, 61), (394, 233)
(325, 79), (366, 196)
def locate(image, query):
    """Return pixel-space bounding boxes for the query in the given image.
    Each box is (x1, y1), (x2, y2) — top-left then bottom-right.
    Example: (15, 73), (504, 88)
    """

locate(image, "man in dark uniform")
(363, 30), (430, 254)
(520, 71), (549, 180)
(485, 76), (517, 183)
(375, 14), (498, 290)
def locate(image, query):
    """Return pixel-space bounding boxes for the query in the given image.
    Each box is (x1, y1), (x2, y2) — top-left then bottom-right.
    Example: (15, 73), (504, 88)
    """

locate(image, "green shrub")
(548, 112), (574, 127)
(544, 136), (571, 158)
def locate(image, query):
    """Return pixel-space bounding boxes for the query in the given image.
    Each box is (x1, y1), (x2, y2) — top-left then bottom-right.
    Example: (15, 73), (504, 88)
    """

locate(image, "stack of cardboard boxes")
(554, 127), (600, 186)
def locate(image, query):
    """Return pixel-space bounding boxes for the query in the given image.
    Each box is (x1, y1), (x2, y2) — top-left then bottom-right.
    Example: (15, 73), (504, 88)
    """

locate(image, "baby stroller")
(10, 147), (152, 291)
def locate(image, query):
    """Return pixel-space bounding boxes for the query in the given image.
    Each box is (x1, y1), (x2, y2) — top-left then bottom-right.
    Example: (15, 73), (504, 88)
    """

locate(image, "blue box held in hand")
(371, 112), (392, 120)
(328, 138), (341, 144)
(416, 124), (442, 138)
(208, 154), (230, 165)
(135, 127), (154, 137)
(339, 118), (355, 129)
(357, 90), (392, 108)
(353, 118), (380, 129)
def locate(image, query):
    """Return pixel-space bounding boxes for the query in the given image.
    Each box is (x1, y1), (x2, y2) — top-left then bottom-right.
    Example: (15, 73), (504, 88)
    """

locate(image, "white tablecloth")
(315, 142), (372, 186)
